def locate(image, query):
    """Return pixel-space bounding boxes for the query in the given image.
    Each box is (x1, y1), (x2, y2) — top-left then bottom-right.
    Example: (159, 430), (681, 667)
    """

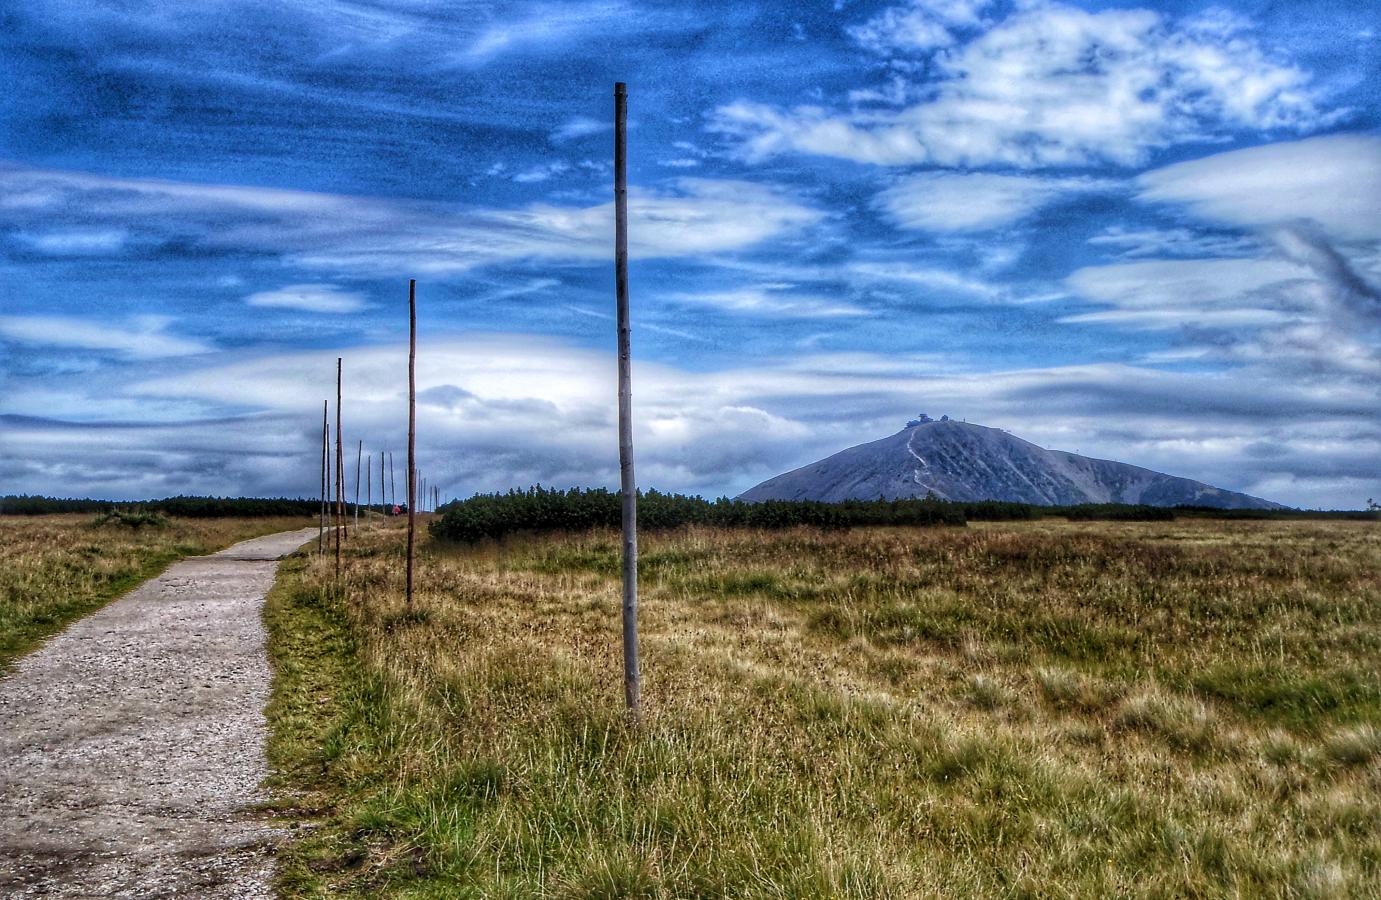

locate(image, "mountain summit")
(739, 418), (1283, 509)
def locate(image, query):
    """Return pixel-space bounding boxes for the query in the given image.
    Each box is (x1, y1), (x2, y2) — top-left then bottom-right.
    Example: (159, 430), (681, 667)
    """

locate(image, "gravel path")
(0, 528), (317, 899)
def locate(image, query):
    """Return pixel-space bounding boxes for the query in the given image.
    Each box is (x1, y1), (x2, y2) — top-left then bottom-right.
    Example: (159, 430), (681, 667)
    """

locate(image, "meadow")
(0, 513), (313, 673)
(264, 516), (1381, 897)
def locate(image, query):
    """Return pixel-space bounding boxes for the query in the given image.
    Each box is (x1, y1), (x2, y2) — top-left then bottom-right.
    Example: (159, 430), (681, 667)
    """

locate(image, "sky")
(0, 0), (1378, 508)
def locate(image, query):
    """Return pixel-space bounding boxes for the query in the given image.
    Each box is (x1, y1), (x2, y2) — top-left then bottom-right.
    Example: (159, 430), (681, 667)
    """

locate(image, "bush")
(91, 509), (170, 530)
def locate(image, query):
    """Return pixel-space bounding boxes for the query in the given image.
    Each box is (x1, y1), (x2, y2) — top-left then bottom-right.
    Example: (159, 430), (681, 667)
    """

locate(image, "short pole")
(354, 439), (363, 531)
(319, 401), (327, 556)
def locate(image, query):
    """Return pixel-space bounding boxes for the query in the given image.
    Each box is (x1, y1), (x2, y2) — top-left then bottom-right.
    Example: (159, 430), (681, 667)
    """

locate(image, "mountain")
(739, 418), (1284, 509)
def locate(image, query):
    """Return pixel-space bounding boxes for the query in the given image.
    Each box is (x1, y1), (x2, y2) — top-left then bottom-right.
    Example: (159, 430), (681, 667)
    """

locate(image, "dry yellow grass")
(0, 513), (313, 672)
(267, 518), (1381, 897)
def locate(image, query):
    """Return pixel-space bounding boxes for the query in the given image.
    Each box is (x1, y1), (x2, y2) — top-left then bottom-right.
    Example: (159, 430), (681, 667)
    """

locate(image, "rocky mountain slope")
(739, 418), (1283, 509)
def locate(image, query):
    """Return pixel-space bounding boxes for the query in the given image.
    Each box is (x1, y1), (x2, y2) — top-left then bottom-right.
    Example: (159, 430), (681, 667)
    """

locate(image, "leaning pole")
(614, 81), (640, 721)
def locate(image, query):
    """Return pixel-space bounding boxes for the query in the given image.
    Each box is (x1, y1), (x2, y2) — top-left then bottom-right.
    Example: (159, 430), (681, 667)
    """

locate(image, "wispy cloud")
(512, 162), (571, 183)
(456, 2), (624, 66)
(0, 315), (208, 359)
(550, 116), (610, 143)
(0, 165), (823, 274)
(877, 173), (1117, 232)
(667, 287), (868, 318)
(244, 284), (368, 314)
(1088, 226), (1262, 259)
(845, 262), (1004, 300)
(11, 228), (130, 256)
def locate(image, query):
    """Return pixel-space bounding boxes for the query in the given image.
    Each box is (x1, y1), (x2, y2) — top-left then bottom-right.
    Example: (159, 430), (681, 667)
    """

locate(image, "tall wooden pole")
(381, 451), (386, 515)
(614, 81), (640, 721)
(354, 439), (363, 532)
(406, 279), (417, 607)
(319, 400), (327, 556)
(365, 453), (372, 529)
(335, 358), (343, 580)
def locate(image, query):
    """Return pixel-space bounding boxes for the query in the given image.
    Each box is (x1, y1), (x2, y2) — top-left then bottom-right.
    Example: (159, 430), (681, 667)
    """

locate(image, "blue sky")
(1, 0), (1378, 507)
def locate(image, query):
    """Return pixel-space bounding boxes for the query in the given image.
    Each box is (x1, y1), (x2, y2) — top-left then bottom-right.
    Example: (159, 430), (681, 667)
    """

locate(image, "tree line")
(430, 486), (1043, 543)
(0, 495), (322, 517)
(6, 489), (1373, 528)
(427, 486), (1379, 543)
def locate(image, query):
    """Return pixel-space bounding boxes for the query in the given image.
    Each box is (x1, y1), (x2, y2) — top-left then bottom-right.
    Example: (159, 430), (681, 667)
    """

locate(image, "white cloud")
(845, 262), (1004, 299)
(847, 0), (988, 55)
(550, 116), (610, 142)
(0, 165), (823, 275)
(667, 287), (867, 318)
(511, 161), (571, 183)
(713, 2), (1327, 168)
(244, 284), (368, 314)
(877, 172), (1115, 231)
(1067, 257), (1310, 313)
(13, 228), (129, 255)
(1137, 134), (1381, 241)
(0, 314), (208, 358)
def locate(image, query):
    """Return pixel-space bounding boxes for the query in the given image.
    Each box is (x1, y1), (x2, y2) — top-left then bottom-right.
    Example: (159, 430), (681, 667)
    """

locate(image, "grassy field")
(266, 518), (1381, 897)
(0, 513), (313, 674)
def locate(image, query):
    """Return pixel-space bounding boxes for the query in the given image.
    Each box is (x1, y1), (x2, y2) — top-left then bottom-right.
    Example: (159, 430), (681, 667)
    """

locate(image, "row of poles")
(316, 280), (435, 608)
(312, 85), (642, 721)
(316, 427), (440, 551)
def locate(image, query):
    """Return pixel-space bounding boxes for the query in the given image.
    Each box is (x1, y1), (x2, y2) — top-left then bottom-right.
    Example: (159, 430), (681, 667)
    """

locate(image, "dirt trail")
(0, 528), (316, 899)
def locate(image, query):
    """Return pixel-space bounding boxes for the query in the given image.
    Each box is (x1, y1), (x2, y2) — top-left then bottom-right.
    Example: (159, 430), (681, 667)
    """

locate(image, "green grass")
(0, 514), (313, 674)
(264, 519), (1381, 897)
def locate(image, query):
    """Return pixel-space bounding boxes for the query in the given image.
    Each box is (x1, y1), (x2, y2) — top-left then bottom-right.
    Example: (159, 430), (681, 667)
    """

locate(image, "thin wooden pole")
(335, 358), (343, 580)
(365, 453), (372, 528)
(614, 81), (640, 721)
(381, 450), (386, 515)
(406, 279), (417, 607)
(354, 439), (363, 531)
(319, 400), (327, 556)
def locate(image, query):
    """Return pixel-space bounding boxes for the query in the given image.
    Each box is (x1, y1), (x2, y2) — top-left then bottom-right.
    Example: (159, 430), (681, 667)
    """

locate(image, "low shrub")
(92, 509), (170, 530)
